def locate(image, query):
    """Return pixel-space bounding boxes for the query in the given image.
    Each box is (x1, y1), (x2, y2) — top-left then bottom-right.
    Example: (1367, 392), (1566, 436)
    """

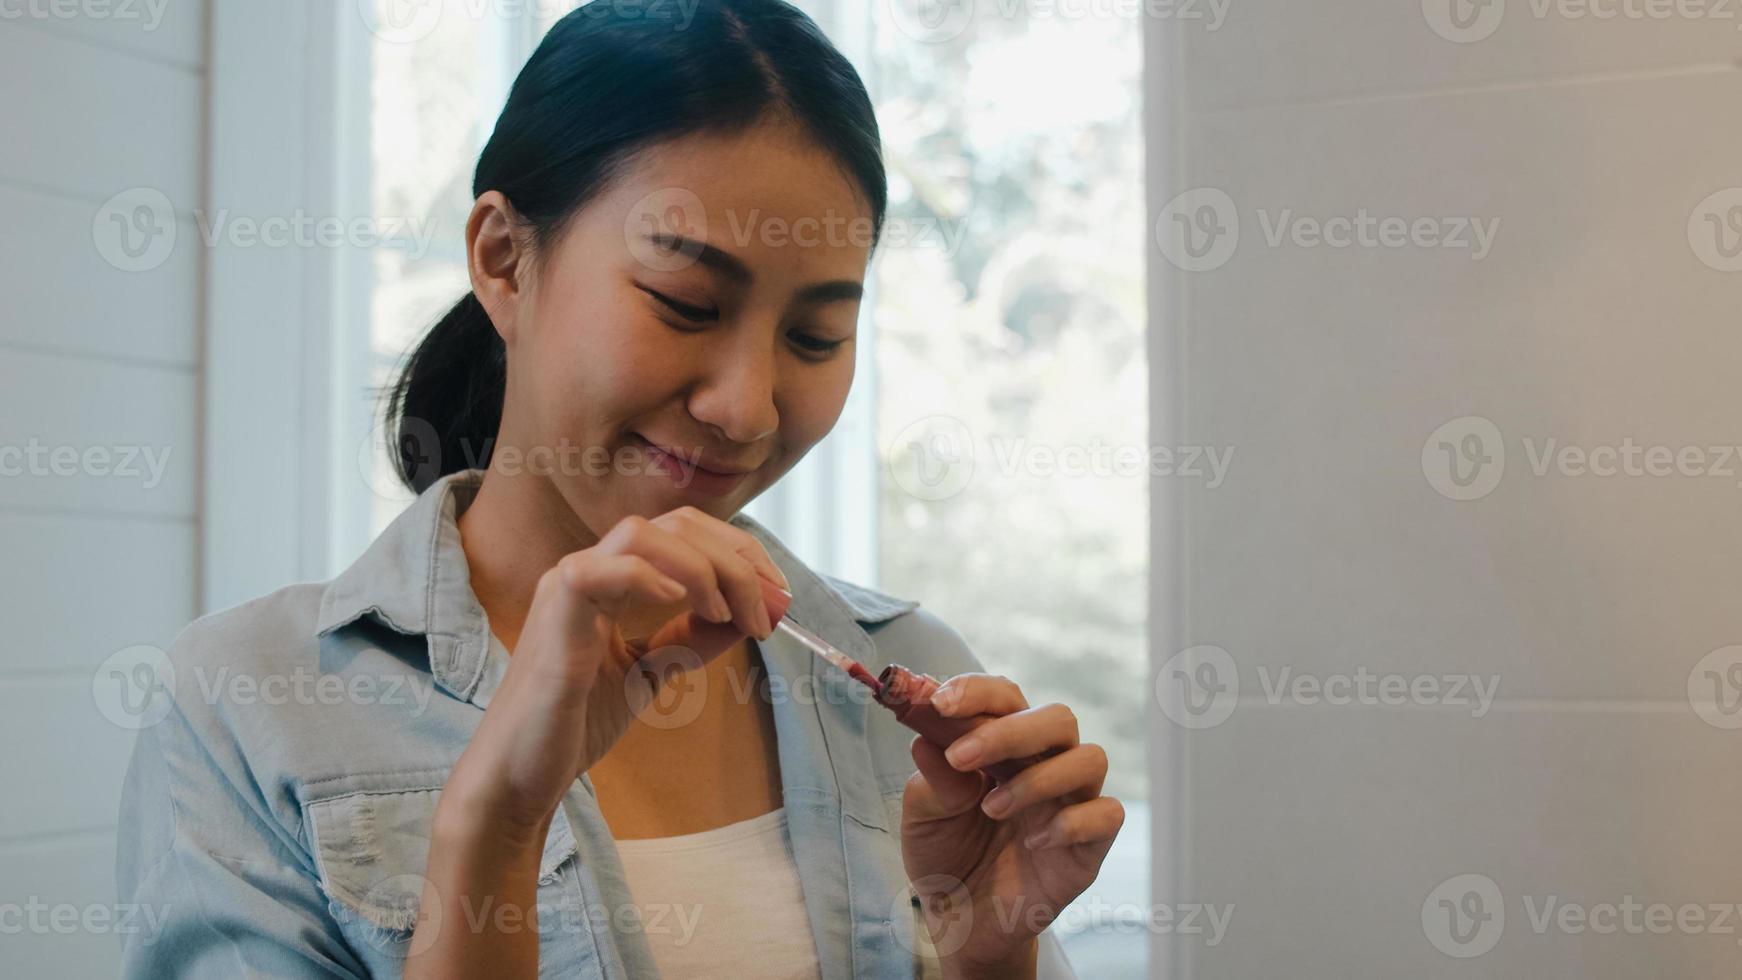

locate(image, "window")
(862, 6), (1148, 972)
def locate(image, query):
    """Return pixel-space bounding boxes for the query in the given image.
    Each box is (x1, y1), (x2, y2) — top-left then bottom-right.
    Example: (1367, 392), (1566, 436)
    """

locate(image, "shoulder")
(118, 583), (334, 877)
(157, 581), (330, 712)
(135, 579), (394, 805)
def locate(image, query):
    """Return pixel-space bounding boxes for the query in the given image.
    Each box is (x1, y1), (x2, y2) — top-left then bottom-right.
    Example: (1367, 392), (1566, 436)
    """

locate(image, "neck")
(457, 458), (604, 650)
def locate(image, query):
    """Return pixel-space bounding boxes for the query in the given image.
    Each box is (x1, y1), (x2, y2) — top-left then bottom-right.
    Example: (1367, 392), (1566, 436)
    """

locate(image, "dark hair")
(385, 0), (887, 493)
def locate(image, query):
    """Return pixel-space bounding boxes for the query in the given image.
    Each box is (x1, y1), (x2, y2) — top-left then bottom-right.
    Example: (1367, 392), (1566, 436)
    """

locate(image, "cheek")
(780, 357), (856, 450)
(525, 285), (676, 435)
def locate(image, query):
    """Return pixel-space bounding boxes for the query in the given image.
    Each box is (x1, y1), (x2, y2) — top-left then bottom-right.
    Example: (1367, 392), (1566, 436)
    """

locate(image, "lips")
(632, 434), (758, 477)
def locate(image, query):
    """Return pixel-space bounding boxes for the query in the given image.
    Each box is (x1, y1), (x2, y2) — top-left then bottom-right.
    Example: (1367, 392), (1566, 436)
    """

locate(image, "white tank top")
(613, 807), (825, 979)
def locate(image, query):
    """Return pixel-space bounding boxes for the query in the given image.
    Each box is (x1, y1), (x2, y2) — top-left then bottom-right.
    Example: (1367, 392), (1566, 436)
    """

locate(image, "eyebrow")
(642, 232), (865, 305)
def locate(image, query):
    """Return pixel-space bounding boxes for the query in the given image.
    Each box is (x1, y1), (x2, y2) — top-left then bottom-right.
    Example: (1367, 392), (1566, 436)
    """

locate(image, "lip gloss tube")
(757, 579), (1060, 783)
(873, 663), (1063, 783)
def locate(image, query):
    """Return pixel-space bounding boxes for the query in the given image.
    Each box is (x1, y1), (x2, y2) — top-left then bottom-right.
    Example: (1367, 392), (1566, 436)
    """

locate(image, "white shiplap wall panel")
(0, 21), (201, 208)
(0, 511), (194, 673)
(2, 0), (204, 69)
(0, 5), (204, 978)
(0, 836), (125, 978)
(0, 184), (199, 366)
(0, 678), (139, 839)
(0, 348), (196, 517)
(1155, 7), (1742, 979)
(1184, 0), (1742, 110)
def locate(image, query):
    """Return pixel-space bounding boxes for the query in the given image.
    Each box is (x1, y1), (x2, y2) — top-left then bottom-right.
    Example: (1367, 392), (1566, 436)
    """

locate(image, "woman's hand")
(446, 505), (787, 833)
(899, 674), (1123, 980)
(407, 505), (786, 980)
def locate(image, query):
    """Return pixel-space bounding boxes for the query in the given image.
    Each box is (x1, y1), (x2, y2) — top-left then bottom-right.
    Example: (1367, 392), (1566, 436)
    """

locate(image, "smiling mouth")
(631, 434), (759, 478)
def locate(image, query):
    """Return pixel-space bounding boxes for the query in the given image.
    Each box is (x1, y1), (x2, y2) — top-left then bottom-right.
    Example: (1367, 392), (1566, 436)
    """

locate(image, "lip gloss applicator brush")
(756, 578), (1061, 783)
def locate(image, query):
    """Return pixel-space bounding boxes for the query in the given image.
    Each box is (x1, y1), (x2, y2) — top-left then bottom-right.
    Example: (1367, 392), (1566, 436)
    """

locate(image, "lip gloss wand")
(757, 579), (1061, 783)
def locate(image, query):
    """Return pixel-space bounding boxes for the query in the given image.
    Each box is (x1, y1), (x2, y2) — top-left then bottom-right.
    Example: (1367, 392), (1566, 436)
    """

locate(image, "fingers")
(1021, 795), (1125, 854)
(931, 673), (1028, 718)
(590, 513), (774, 639)
(551, 552), (687, 609)
(904, 735), (989, 821)
(657, 506), (790, 592)
(523, 553), (688, 680)
(652, 509), (778, 640)
(942, 702), (1079, 773)
(976, 743), (1108, 821)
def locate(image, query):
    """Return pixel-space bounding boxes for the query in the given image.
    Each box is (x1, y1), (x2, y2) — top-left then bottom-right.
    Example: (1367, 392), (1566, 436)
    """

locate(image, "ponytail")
(385, 292), (506, 494)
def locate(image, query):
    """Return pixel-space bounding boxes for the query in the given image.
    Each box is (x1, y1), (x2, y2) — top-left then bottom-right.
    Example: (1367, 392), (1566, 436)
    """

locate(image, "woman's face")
(472, 117), (874, 535)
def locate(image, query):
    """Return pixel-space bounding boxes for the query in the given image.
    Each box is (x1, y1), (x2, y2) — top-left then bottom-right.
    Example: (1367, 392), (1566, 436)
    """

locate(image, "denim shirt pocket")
(304, 782), (585, 975)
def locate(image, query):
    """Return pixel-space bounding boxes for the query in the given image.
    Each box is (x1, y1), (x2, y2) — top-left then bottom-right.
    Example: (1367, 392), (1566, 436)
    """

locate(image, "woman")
(116, 1), (1122, 976)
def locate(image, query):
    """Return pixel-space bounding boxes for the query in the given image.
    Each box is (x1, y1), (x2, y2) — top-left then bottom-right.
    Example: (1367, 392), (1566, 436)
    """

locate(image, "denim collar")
(314, 467), (917, 705)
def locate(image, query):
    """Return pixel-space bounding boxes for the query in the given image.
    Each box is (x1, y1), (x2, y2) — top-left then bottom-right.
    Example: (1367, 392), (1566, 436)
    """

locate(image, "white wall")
(0, 8), (205, 975)
(1151, 7), (1742, 978)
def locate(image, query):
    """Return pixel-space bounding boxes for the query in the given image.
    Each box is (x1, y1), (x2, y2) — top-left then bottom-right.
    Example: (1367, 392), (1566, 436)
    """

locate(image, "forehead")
(586, 120), (876, 275)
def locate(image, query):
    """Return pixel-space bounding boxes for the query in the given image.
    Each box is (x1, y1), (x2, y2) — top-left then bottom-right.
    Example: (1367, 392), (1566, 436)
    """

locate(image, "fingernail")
(712, 594), (733, 623)
(1024, 829), (1052, 849)
(756, 603), (773, 638)
(774, 566), (791, 590)
(944, 737), (981, 769)
(932, 687), (958, 714)
(981, 786), (1012, 818)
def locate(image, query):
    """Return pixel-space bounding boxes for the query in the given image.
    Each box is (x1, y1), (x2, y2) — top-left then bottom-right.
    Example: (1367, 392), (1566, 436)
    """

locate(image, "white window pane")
(860, 6), (1148, 971)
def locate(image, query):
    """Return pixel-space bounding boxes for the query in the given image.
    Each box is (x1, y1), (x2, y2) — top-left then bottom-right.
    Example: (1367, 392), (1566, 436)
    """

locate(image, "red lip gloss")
(758, 579), (1059, 783)
(872, 663), (1063, 783)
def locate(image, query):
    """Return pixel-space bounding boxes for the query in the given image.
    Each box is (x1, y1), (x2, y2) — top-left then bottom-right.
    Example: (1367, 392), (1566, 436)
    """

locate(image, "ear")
(467, 190), (530, 346)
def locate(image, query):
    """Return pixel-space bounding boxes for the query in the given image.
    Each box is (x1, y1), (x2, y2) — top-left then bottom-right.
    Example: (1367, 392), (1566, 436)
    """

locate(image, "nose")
(686, 341), (780, 446)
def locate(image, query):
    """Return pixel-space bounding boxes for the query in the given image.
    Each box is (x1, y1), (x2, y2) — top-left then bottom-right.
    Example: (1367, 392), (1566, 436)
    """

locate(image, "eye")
(790, 332), (848, 359)
(638, 285), (717, 323)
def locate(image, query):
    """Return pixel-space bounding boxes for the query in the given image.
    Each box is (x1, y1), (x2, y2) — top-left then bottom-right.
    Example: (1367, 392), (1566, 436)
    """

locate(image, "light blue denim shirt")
(115, 468), (1073, 978)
